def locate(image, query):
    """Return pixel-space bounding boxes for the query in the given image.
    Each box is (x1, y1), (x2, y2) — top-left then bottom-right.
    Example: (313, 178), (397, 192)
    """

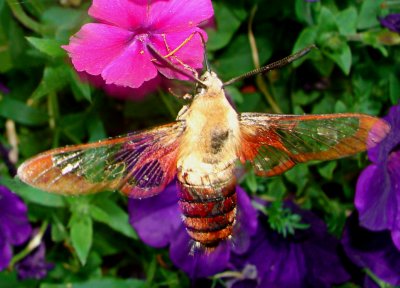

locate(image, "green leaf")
(0, 177), (65, 207)
(322, 40), (352, 75)
(87, 115), (106, 142)
(285, 164), (309, 193)
(70, 214), (93, 265)
(336, 7), (358, 36)
(31, 65), (69, 101)
(51, 213), (68, 242)
(292, 90), (320, 106)
(91, 200), (137, 239)
(225, 85), (243, 104)
(292, 27), (318, 67)
(215, 34), (272, 80)
(206, 1), (246, 51)
(0, 271), (35, 288)
(69, 68), (92, 102)
(334, 100), (348, 113)
(26, 37), (65, 57)
(267, 178), (287, 200)
(295, 0), (319, 25)
(317, 161), (337, 180)
(244, 168), (258, 194)
(390, 73), (400, 105)
(357, 0), (382, 30)
(317, 6), (338, 32)
(0, 97), (48, 125)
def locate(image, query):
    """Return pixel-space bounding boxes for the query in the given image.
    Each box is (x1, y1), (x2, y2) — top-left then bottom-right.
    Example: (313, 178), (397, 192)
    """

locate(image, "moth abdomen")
(177, 178), (237, 247)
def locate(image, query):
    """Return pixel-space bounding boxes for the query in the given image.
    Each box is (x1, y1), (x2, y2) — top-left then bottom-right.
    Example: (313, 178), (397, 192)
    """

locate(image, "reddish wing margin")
(239, 113), (390, 177)
(17, 122), (185, 198)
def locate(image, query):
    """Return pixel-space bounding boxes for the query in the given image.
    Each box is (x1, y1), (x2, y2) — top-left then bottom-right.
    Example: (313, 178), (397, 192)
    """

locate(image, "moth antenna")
(223, 44), (317, 87)
(146, 43), (206, 87)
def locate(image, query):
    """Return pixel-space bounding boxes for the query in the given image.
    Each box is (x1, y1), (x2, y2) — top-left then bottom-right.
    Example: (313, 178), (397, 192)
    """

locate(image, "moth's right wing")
(238, 113), (390, 177)
(17, 122), (185, 198)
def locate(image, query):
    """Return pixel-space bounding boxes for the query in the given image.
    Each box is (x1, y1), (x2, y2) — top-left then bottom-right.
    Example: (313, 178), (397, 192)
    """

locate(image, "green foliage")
(0, 0), (398, 287)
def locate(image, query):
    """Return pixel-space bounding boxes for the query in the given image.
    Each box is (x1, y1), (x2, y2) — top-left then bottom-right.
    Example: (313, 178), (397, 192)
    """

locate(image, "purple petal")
(391, 229), (400, 251)
(231, 187), (257, 254)
(169, 229), (230, 278)
(355, 164), (397, 231)
(0, 186), (31, 245)
(342, 214), (400, 286)
(0, 237), (11, 271)
(129, 182), (181, 248)
(368, 105), (400, 163)
(16, 243), (53, 280)
(149, 0), (214, 33)
(379, 14), (400, 33)
(88, 0), (148, 30)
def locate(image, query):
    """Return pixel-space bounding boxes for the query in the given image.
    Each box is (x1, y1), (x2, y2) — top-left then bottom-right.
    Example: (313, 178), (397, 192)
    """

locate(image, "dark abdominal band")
(177, 179), (237, 247)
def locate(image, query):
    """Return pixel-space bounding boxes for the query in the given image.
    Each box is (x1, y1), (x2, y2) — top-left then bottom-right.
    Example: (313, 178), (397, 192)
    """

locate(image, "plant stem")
(5, 0), (45, 34)
(247, 5), (282, 114)
(9, 221), (48, 268)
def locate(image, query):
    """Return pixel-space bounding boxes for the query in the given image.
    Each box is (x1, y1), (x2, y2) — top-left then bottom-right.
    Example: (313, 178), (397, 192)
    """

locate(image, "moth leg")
(168, 88), (193, 101)
(176, 104), (190, 120)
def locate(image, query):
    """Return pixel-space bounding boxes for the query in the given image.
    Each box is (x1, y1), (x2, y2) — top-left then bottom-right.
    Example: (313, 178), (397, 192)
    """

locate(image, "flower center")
(135, 33), (149, 43)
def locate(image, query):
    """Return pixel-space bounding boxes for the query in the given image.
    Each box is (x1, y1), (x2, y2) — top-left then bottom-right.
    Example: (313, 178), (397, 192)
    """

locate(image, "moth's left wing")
(239, 113), (390, 177)
(18, 122), (185, 198)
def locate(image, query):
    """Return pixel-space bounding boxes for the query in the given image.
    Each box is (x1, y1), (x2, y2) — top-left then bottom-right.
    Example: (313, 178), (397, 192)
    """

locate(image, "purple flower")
(63, 0), (214, 88)
(342, 213), (400, 287)
(355, 104), (400, 250)
(229, 202), (349, 288)
(129, 182), (258, 278)
(0, 185), (31, 270)
(16, 243), (53, 280)
(380, 14), (400, 33)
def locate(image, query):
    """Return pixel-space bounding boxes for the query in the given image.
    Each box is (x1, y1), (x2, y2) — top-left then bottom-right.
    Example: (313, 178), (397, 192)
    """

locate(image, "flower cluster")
(0, 185), (53, 280)
(63, 0), (214, 88)
(228, 202), (350, 288)
(342, 213), (400, 287)
(355, 104), (400, 249)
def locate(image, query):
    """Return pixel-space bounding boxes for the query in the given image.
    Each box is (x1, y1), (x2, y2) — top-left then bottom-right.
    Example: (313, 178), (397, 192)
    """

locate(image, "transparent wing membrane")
(239, 113), (390, 176)
(18, 122), (185, 198)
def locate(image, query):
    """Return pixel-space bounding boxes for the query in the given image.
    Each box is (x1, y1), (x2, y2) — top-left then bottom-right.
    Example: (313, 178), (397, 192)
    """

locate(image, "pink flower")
(63, 0), (214, 88)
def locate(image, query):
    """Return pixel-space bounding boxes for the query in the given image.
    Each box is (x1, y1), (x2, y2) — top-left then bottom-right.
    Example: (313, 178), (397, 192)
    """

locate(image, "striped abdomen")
(177, 177), (237, 247)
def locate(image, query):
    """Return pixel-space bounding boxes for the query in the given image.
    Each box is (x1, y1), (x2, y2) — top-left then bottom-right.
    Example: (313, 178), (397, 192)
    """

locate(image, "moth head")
(196, 71), (223, 95)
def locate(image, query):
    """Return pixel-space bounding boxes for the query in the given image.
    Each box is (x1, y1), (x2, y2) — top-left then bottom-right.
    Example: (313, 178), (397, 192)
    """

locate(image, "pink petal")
(101, 40), (158, 88)
(88, 0), (148, 30)
(150, 28), (207, 80)
(63, 23), (133, 76)
(104, 76), (162, 100)
(149, 0), (214, 33)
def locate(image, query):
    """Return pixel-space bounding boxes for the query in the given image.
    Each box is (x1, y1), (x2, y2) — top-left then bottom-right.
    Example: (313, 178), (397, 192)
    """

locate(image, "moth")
(17, 46), (390, 249)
